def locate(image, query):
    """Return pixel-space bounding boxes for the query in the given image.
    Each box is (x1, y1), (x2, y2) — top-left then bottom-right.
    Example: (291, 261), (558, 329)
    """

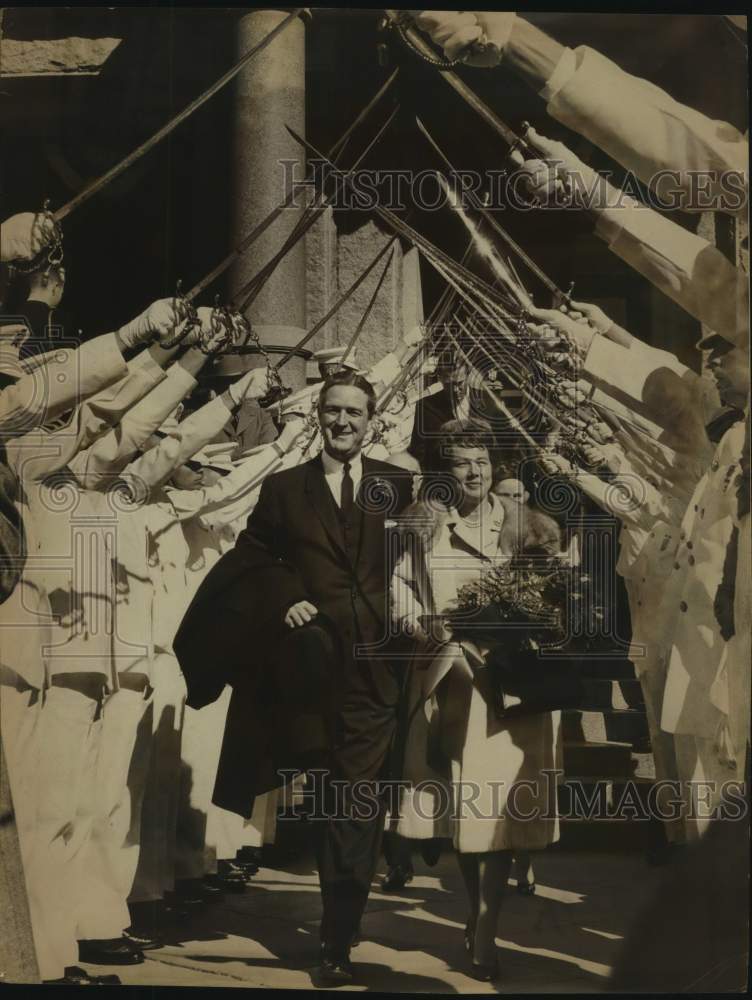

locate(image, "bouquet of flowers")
(450, 557), (602, 718)
(451, 556), (574, 651)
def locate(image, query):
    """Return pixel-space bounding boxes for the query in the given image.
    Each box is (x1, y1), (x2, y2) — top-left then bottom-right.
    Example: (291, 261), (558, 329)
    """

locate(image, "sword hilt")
(259, 383), (291, 410)
(384, 10), (488, 69)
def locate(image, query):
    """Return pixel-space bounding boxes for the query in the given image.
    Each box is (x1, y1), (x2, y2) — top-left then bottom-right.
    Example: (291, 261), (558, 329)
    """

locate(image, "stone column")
(229, 8), (307, 387)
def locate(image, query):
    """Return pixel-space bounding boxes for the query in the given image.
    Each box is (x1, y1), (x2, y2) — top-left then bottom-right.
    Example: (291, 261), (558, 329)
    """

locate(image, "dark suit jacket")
(173, 453), (413, 817)
(212, 398), (278, 455)
(408, 386), (454, 470)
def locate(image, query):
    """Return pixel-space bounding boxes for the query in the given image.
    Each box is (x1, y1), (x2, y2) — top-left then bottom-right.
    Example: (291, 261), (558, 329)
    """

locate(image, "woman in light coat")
(391, 422), (561, 980)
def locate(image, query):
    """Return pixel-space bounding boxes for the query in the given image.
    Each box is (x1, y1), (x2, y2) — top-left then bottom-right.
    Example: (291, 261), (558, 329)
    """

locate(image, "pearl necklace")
(458, 502), (489, 528)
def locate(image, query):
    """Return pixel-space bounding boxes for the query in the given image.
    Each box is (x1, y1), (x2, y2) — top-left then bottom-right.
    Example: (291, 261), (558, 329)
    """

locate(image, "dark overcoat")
(173, 453), (412, 818)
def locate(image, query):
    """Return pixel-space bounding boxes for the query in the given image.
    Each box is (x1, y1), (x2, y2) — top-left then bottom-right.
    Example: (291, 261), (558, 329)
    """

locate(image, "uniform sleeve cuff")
(131, 350), (165, 385)
(83, 332), (129, 381)
(166, 360), (199, 398)
(540, 46), (578, 103)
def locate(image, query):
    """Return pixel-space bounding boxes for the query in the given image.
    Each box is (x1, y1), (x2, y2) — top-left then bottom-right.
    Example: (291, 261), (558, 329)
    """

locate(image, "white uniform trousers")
(76, 686), (151, 940)
(673, 733), (744, 842)
(633, 654), (686, 844)
(129, 653), (186, 902)
(0, 740), (40, 983)
(243, 790), (280, 848)
(174, 687), (232, 880)
(0, 675), (43, 980)
(27, 686), (101, 979)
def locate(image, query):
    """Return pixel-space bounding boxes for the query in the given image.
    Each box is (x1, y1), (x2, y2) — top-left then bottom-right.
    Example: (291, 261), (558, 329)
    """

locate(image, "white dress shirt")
(321, 449), (363, 508)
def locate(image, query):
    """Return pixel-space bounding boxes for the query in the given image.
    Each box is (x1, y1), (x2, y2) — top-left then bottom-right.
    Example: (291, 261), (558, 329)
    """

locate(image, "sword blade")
(284, 125), (516, 319)
(340, 242), (396, 369)
(234, 104), (399, 313)
(185, 70), (399, 302)
(55, 9), (303, 222)
(415, 116), (564, 303)
(395, 18), (525, 152)
(275, 235), (399, 371)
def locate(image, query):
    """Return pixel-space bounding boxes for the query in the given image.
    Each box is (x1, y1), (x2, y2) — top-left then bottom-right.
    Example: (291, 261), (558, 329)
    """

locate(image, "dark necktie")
(340, 461), (354, 521)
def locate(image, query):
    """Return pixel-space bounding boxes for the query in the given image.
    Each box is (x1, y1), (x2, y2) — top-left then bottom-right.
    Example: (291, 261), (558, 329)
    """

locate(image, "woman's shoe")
(469, 955), (499, 982)
(380, 864), (414, 892)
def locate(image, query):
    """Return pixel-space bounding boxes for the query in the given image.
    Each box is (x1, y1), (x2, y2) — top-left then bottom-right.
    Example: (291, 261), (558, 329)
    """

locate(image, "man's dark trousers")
(315, 487), (402, 955)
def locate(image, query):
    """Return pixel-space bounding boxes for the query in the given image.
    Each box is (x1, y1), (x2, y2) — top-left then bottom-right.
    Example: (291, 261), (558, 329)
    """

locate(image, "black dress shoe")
(317, 954), (354, 987)
(45, 966), (121, 985)
(236, 846), (262, 870)
(464, 919), (475, 954)
(78, 937), (145, 966)
(380, 863), (414, 892)
(516, 879), (536, 896)
(204, 872), (247, 894)
(469, 955), (500, 982)
(124, 927), (164, 951)
(218, 859), (254, 880)
(173, 877), (223, 903)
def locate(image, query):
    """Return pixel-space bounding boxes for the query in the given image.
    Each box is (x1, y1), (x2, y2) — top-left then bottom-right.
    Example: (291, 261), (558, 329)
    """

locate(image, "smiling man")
(174, 369), (413, 985)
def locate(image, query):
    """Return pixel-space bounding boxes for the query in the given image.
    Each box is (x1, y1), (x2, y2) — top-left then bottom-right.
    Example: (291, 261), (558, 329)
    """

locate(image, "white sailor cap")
(312, 345), (360, 370)
(190, 442), (238, 472)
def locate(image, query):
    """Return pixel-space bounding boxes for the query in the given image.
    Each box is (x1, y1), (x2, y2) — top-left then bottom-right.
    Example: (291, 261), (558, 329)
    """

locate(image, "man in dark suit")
(408, 357), (469, 469)
(174, 369), (412, 985)
(197, 357), (279, 454)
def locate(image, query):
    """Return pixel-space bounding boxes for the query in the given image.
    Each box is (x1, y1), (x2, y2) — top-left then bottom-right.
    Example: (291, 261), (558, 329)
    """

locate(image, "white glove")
(567, 300), (614, 336)
(227, 310), (252, 348)
(117, 298), (188, 350)
(586, 421), (614, 445)
(0, 323), (30, 351)
(277, 416), (306, 450)
(539, 452), (575, 477)
(195, 306), (234, 355)
(528, 306), (595, 356)
(470, 12), (517, 65)
(1, 211), (58, 262)
(514, 126), (608, 210)
(402, 324), (426, 348)
(413, 11), (515, 66)
(227, 366), (271, 406)
(413, 11), (482, 58)
(580, 443), (606, 467)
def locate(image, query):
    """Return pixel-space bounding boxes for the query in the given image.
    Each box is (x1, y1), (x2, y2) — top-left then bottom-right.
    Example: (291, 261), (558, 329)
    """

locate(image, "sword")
(184, 68), (399, 303)
(340, 242), (396, 370)
(274, 236), (399, 372)
(415, 117), (570, 307)
(382, 11), (536, 162)
(284, 126), (517, 320)
(54, 9), (304, 222)
(234, 104), (399, 314)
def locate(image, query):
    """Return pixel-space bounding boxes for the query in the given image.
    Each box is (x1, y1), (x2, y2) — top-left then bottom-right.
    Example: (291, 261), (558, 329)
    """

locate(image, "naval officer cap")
(312, 345), (361, 371)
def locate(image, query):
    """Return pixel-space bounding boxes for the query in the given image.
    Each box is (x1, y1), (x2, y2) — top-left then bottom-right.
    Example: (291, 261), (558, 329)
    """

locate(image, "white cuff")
(540, 45), (578, 103)
(368, 352), (402, 388)
(165, 359), (199, 399)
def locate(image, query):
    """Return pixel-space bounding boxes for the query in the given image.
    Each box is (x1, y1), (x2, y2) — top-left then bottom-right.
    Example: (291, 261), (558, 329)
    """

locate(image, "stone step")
(557, 775), (655, 817)
(562, 710), (651, 753)
(577, 659), (637, 680)
(556, 816), (653, 851)
(562, 740), (635, 778)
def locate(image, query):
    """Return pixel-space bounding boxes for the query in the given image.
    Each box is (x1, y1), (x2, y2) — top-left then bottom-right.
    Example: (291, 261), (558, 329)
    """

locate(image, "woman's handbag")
(483, 644), (586, 719)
